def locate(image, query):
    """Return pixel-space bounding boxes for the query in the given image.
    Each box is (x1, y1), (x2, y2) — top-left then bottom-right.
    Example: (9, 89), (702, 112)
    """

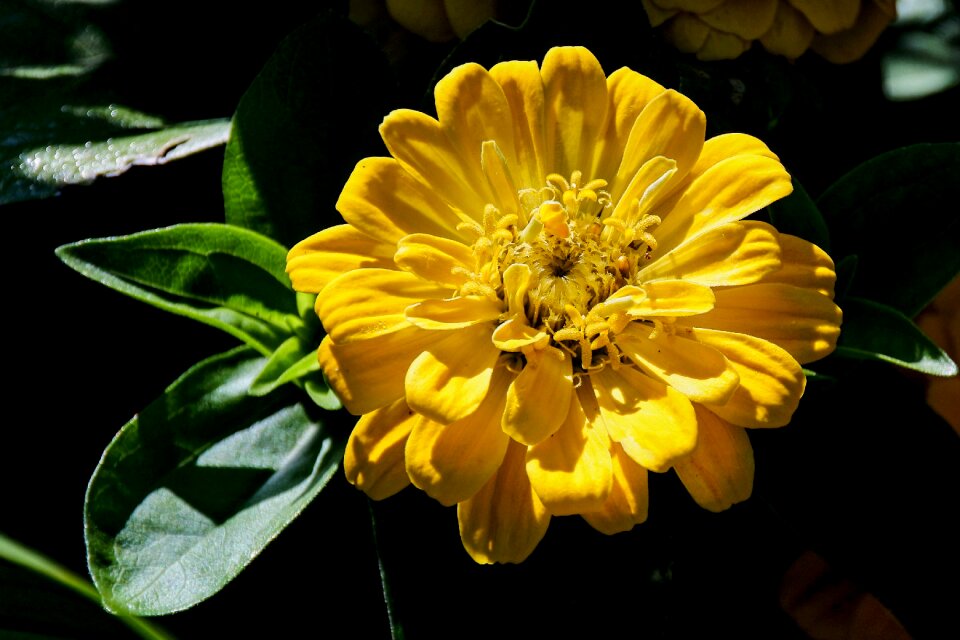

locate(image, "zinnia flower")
(287, 46), (842, 563)
(642, 0), (897, 62)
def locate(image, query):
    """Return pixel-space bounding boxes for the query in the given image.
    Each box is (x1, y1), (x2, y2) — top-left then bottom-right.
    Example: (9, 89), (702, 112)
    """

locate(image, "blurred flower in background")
(641, 0), (897, 61)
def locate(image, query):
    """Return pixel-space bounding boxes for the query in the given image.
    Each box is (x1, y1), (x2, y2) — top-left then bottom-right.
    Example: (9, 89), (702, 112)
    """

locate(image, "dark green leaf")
(0, 534), (172, 640)
(56, 224), (299, 354)
(222, 13), (392, 245)
(818, 143), (960, 316)
(85, 347), (346, 615)
(767, 178), (830, 251)
(1, 118), (229, 204)
(249, 335), (322, 397)
(834, 296), (958, 375)
(834, 254), (858, 301)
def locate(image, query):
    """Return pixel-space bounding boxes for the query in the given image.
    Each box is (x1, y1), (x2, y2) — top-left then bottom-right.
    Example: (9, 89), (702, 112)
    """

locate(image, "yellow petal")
(654, 155), (792, 256)
(488, 60), (547, 191)
(760, 233), (836, 297)
(582, 443), (649, 534)
(319, 328), (439, 415)
(405, 323), (500, 424)
(617, 322), (740, 404)
(405, 367), (512, 505)
(502, 346), (573, 446)
(394, 233), (474, 287)
(591, 366), (698, 472)
(336, 157), (466, 244)
(405, 295), (503, 330)
(442, 0), (497, 38)
(662, 12), (712, 54)
(434, 62), (516, 180)
(674, 405), (754, 511)
(759, 0), (815, 58)
(481, 140), (520, 215)
(616, 279), (716, 317)
(380, 108), (488, 218)
(607, 155), (677, 227)
(344, 398), (416, 500)
(526, 392), (613, 515)
(639, 221), (782, 287)
(385, 0), (454, 42)
(590, 67), (667, 181)
(810, 0), (896, 63)
(541, 46), (609, 178)
(458, 440), (550, 564)
(491, 316), (550, 351)
(612, 89), (706, 205)
(789, 0), (859, 34)
(286, 225), (395, 294)
(653, 0), (724, 10)
(700, 0), (778, 40)
(692, 328), (806, 428)
(680, 283), (842, 364)
(316, 268), (449, 343)
(641, 0), (679, 26)
(696, 26), (752, 60)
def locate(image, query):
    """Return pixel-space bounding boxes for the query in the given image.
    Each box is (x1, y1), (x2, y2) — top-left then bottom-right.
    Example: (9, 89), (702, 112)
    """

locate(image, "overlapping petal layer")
(288, 45), (841, 564)
(642, 0), (896, 61)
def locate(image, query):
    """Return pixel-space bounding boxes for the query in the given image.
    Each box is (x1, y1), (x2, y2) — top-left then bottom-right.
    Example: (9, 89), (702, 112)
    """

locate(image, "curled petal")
(405, 323), (500, 424)
(405, 367), (512, 505)
(406, 295), (503, 330)
(458, 441), (551, 564)
(617, 323), (740, 405)
(591, 366), (698, 472)
(790, 0), (859, 33)
(582, 443), (650, 535)
(693, 328), (807, 428)
(526, 391), (613, 515)
(286, 225), (395, 294)
(502, 346), (573, 446)
(394, 233), (474, 288)
(674, 405), (754, 512)
(344, 399), (416, 500)
(492, 317), (550, 351)
(654, 155), (793, 256)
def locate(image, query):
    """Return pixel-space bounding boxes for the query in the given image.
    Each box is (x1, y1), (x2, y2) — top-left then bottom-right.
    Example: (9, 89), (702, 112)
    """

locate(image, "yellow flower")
(287, 46), (842, 563)
(350, 0), (499, 43)
(642, 0), (897, 62)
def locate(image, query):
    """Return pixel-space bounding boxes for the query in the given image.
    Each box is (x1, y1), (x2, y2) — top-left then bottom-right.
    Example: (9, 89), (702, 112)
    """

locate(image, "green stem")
(0, 533), (175, 640)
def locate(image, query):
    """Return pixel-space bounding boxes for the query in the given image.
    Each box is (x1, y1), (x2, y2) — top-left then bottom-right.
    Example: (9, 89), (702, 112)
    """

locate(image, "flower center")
(459, 169), (663, 370)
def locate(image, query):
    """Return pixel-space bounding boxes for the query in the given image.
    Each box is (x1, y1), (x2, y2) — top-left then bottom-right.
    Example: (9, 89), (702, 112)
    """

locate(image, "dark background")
(3, 0), (958, 638)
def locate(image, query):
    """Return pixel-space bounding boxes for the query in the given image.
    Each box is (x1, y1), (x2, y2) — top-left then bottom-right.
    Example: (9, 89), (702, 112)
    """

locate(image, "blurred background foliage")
(1, 0), (958, 638)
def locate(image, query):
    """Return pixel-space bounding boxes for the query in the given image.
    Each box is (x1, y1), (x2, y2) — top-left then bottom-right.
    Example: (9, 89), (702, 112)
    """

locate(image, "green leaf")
(2, 118), (230, 204)
(0, 534), (173, 640)
(222, 12), (392, 246)
(767, 178), (830, 251)
(834, 297), (958, 375)
(56, 223), (300, 355)
(818, 143), (960, 317)
(85, 347), (346, 615)
(249, 335), (321, 397)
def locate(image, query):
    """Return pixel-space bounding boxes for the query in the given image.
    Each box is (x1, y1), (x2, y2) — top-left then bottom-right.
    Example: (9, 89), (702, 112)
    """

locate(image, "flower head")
(642, 0), (896, 62)
(288, 46), (842, 563)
